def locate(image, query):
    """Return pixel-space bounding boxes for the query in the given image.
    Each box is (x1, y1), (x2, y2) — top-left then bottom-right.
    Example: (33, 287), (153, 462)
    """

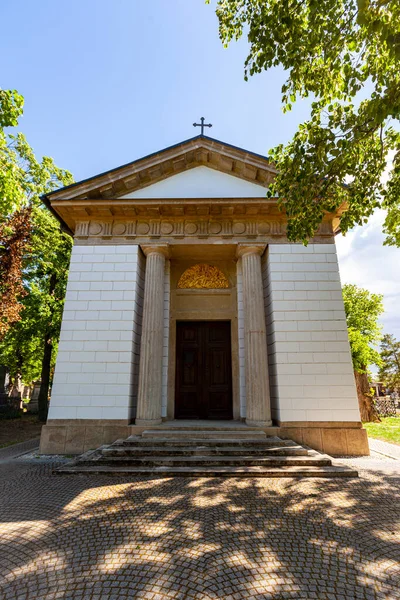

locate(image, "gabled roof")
(44, 135), (276, 203)
(41, 135), (341, 240)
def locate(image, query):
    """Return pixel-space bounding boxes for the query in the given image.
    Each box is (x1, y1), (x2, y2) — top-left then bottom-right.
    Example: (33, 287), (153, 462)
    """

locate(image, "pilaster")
(237, 244), (272, 427)
(135, 244), (170, 426)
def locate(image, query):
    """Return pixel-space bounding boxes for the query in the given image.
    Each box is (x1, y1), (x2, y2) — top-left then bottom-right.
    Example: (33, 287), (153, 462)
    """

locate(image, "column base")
(135, 418), (162, 427)
(246, 419), (273, 428)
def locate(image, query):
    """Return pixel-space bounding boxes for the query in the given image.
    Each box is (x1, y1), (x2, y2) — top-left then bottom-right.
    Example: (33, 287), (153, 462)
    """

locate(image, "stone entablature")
(74, 218), (333, 242)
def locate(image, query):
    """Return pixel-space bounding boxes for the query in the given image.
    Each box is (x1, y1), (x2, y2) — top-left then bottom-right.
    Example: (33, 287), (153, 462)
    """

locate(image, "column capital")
(236, 243), (267, 259)
(141, 243), (170, 259)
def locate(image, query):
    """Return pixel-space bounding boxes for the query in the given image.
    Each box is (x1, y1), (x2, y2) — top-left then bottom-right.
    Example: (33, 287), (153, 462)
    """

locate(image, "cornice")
(46, 138), (276, 203)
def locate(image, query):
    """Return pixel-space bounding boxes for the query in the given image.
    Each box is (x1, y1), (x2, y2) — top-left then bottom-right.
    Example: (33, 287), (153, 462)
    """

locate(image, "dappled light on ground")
(0, 459), (399, 599)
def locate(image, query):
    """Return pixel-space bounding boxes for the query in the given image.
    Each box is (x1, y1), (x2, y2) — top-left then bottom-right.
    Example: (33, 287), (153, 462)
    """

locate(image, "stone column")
(135, 244), (169, 427)
(237, 244), (272, 427)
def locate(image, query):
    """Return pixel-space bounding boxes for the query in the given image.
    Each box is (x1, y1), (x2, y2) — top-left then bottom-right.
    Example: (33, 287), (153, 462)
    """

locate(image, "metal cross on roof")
(193, 117), (212, 136)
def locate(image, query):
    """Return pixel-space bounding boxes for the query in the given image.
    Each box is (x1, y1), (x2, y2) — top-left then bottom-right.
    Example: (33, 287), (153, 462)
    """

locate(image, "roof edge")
(42, 134), (272, 200)
(41, 195), (74, 236)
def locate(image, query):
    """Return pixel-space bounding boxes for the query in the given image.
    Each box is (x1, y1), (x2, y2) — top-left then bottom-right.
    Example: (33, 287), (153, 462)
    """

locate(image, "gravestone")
(26, 381), (41, 414)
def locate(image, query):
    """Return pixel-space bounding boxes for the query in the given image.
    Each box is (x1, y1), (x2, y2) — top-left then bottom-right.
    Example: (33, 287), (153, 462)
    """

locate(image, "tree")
(0, 88), (73, 340)
(0, 88), (73, 420)
(342, 283), (384, 421)
(27, 206), (72, 421)
(379, 333), (400, 390)
(0, 208), (31, 337)
(0, 294), (47, 390)
(0, 88), (23, 130)
(1, 205), (73, 418)
(211, 0), (400, 245)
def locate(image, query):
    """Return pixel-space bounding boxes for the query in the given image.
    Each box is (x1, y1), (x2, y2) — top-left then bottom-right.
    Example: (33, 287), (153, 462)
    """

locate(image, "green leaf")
(212, 0), (400, 245)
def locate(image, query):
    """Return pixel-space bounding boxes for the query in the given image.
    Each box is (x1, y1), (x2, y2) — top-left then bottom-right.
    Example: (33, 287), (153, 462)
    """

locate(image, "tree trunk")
(354, 370), (381, 423)
(38, 333), (52, 422)
(38, 273), (57, 423)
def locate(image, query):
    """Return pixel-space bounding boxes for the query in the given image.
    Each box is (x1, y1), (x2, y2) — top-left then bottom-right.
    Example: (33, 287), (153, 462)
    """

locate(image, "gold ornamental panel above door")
(177, 264), (229, 290)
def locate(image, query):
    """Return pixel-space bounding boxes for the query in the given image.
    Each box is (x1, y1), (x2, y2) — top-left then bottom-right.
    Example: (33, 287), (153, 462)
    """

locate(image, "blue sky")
(1, 0), (399, 343)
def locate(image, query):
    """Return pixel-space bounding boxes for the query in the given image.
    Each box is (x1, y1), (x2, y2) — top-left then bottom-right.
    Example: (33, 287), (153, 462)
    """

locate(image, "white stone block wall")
(49, 244), (144, 421)
(236, 258), (246, 418)
(161, 259), (170, 418)
(262, 243), (360, 423)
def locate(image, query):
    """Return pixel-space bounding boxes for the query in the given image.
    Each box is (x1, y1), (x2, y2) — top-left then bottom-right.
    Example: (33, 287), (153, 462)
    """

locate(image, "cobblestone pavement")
(0, 455), (399, 600)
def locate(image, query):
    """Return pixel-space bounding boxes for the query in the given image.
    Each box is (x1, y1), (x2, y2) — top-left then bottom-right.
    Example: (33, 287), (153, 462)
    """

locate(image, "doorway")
(175, 321), (233, 420)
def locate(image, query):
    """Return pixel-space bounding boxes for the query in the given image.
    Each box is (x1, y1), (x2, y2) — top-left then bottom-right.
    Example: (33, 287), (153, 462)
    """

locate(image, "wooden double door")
(175, 321), (233, 420)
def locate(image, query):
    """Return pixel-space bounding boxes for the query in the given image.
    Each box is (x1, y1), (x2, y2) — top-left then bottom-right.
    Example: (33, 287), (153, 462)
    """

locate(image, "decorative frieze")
(75, 221), (90, 237)
(74, 218), (333, 241)
(74, 218), (324, 240)
(102, 222), (113, 237)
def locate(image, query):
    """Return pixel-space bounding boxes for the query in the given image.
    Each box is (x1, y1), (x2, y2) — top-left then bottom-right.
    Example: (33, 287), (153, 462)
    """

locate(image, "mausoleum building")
(39, 136), (369, 456)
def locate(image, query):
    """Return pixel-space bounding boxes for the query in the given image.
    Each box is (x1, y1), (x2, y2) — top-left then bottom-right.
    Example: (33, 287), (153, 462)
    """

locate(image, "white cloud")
(336, 209), (400, 341)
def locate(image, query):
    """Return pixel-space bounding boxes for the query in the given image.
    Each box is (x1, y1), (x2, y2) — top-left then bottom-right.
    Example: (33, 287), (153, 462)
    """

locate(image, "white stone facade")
(40, 136), (368, 456)
(50, 241), (359, 425)
(49, 244), (144, 421)
(262, 244), (359, 423)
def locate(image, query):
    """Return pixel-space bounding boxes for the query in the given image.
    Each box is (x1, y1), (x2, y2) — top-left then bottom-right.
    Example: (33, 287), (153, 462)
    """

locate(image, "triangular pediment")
(44, 136), (276, 203)
(120, 166), (267, 199)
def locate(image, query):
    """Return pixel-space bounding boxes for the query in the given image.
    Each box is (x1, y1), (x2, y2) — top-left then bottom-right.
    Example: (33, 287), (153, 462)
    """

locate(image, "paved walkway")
(0, 450), (399, 599)
(368, 438), (400, 460)
(0, 437), (40, 461)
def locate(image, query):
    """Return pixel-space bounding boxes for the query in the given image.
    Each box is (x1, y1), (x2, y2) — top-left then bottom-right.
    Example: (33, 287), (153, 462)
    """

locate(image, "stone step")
(56, 464), (358, 477)
(101, 445), (309, 457)
(141, 429), (267, 439)
(148, 423), (265, 431)
(121, 435), (291, 448)
(88, 455), (332, 467)
(54, 430), (358, 478)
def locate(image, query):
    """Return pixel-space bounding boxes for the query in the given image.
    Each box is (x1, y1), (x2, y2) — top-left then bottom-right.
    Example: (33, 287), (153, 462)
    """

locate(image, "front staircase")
(56, 423), (357, 477)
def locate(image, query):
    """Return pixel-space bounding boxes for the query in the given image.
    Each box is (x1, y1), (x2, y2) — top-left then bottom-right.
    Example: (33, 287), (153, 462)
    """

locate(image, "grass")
(0, 441), (21, 449)
(363, 416), (400, 445)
